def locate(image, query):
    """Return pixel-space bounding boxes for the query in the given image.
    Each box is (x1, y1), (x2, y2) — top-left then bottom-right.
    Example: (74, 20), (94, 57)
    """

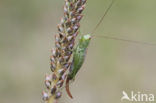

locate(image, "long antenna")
(90, 0), (156, 47)
(91, 0), (116, 34)
(95, 35), (156, 46)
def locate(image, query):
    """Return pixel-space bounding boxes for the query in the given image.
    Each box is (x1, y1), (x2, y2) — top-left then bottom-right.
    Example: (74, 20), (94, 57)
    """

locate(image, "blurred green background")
(0, 0), (156, 103)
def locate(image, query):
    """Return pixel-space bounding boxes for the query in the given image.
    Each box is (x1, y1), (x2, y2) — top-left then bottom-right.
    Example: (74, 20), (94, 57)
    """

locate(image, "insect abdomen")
(68, 47), (86, 80)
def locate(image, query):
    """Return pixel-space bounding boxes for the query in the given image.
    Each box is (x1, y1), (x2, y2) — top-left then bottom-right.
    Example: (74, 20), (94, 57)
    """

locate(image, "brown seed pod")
(51, 85), (57, 94)
(58, 32), (64, 39)
(56, 80), (64, 87)
(73, 32), (78, 37)
(76, 15), (83, 22)
(67, 27), (72, 34)
(50, 62), (56, 72)
(67, 36), (73, 41)
(77, 5), (85, 14)
(76, 1), (82, 7)
(57, 25), (64, 33)
(55, 34), (61, 43)
(50, 55), (56, 63)
(52, 73), (57, 80)
(42, 91), (49, 101)
(55, 42), (61, 49)
(51, 49), (56, 56)
(73, 25), (79, 32)
(68, 43), (74, 50)
(64, 62), (71, 69)
(69, 3), (74, 11)
(64, 6), (68, 14)
(58, 68), (65, 76)
(45, 80), (51, 89)
(55, 92), (62, 99)
(71, 18), (76, 23)
(45, 74), (52, 81)
(61, 74), (67, 81)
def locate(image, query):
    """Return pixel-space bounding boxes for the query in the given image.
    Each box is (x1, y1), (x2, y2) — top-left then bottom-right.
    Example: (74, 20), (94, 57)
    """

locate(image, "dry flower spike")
(42, 0), (87, 103)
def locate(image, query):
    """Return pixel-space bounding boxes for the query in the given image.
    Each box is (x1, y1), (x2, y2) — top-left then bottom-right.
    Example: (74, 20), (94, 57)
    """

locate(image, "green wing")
(68, 34), (91, 80)
(68, 47), (86, 79)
